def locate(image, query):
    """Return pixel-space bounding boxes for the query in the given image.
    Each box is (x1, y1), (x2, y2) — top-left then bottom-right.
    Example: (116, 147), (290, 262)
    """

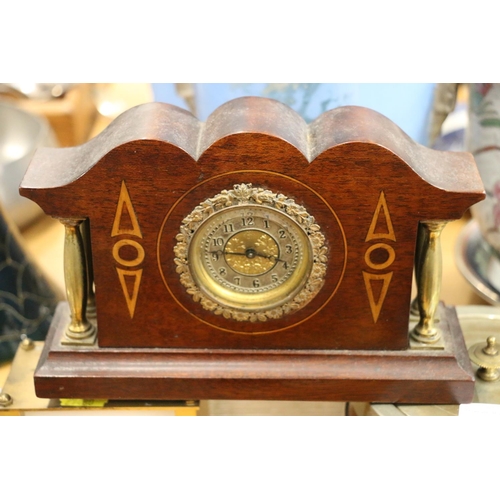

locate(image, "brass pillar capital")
(56, 217), (86, 227)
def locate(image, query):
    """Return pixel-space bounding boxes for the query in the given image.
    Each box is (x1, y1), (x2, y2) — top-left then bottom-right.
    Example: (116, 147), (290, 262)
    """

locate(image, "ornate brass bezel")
(174, 184), (328, 322)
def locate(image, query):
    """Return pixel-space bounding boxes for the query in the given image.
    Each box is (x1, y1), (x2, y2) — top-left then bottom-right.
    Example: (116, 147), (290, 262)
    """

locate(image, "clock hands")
(210, 249), (284, 263)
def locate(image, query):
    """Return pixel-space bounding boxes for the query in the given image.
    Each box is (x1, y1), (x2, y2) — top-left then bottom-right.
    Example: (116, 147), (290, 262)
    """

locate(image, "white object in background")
(0, 101), (57, 228)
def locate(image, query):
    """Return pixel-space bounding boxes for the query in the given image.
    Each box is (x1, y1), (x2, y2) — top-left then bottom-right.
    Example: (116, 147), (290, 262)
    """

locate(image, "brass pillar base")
(409, 332), (445, 350)
(410, 326), (441, 344)
(61, 323), (97, 346)
(409, 303), (445, 350)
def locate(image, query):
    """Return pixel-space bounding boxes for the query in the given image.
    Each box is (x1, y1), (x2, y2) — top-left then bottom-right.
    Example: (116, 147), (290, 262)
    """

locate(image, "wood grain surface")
(20, 98), (485, 350)
(33, 302), (474, 403)
(20, 97), (485, 403)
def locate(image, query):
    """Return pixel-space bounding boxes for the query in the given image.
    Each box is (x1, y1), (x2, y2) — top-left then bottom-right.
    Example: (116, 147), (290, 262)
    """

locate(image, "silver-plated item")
(455, 219), (500, 305)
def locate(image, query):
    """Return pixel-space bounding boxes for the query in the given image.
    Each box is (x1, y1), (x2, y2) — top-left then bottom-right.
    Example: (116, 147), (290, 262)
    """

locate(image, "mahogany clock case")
(20, 97), (485, 403)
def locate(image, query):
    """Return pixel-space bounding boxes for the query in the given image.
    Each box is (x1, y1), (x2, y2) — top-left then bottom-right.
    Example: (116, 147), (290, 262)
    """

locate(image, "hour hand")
(209, 249), (246, 259)
(213, 249), (283, 262)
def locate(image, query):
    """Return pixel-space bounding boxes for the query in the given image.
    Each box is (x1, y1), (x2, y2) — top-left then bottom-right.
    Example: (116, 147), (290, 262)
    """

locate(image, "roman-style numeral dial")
(174, 184), (328, 323)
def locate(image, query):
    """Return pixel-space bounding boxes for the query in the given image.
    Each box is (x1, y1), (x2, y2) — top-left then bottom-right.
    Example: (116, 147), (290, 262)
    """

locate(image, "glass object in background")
(0, 101), (57, 228)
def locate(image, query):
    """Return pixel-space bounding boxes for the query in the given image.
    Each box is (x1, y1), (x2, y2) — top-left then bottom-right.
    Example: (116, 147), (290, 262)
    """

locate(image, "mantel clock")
(20, 97), (485, 403)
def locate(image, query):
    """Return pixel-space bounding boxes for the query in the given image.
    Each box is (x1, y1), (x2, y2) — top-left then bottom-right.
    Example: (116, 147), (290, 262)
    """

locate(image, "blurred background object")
(92, 83), (154, 131)
(453, 83), (500, 306)
(0, 201), (57, 362)
(0, 83), (76, 101)
(0, 101), (57, 228)
(423, 83), (500, 308)
(467, 83), (500, 252)
(0, 83), (96, 148)
(429, 83), (465, 150)
(427, 84), (471, 157)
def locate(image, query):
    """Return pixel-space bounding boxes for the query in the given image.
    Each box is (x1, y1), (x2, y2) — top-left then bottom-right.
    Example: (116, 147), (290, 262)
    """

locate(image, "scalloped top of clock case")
(21, 97), (482, 209)
(19, 97), (485, 350)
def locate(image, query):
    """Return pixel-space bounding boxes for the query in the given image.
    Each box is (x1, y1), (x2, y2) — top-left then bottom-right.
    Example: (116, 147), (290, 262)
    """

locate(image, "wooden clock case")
(20, 97), (485, 404)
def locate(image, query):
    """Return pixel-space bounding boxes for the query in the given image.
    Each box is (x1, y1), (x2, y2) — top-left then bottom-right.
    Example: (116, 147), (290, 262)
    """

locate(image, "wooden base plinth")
(34, 302), (475, 404)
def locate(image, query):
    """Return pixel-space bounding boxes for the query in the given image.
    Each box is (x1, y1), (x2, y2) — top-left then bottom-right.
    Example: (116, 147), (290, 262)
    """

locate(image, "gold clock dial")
(224, 230), (279, 275)
(174, 184), (328, 322)
(189, 205), (311, 312)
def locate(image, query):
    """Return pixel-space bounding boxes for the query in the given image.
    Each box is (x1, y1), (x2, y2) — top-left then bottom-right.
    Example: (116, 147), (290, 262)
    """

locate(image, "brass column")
(60, 218), (96, 345)
(411, 220), (447, 344)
